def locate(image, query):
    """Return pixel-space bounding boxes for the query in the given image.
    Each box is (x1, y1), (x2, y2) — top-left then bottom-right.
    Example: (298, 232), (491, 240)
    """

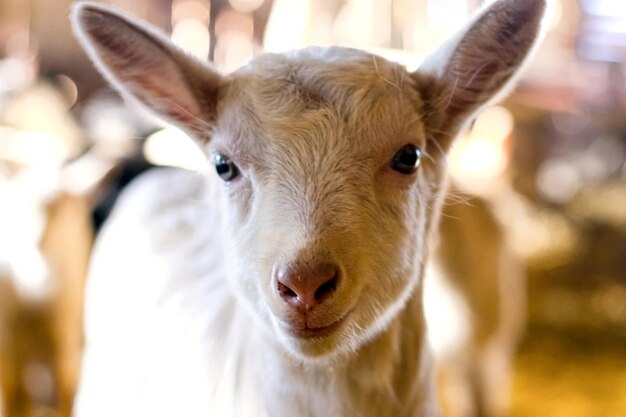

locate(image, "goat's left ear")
(413, 0), (546, 152)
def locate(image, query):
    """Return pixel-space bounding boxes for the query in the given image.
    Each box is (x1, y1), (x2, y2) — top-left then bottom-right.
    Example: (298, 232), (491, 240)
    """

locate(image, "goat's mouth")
(279, 309), (353, 340)
(283, 316), (345, 339)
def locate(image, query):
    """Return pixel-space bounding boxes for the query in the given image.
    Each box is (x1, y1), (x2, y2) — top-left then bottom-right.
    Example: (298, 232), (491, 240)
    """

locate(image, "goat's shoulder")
(78, 168), (231, 416)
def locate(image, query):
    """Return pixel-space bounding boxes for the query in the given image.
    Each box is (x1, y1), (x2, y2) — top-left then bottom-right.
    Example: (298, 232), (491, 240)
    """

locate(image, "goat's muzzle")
(273, 260), (351, 339)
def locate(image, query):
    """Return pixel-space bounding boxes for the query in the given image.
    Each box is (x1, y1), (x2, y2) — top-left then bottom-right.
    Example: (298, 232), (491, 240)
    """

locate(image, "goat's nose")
(276, 263), (340, 310)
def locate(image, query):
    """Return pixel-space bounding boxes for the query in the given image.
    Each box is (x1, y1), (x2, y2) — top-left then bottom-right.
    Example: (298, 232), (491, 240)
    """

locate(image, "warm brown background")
(0, 1), (624, 416)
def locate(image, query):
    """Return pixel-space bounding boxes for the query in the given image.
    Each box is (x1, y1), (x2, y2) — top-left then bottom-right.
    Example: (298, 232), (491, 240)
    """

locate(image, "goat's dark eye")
(391, 144), (422, 174)
(215, 154), (240, 181)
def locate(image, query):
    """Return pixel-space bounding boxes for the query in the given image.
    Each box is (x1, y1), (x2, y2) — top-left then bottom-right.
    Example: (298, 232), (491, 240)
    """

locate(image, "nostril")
(277, 280), (298, 301)
(314, 275), (337, 304)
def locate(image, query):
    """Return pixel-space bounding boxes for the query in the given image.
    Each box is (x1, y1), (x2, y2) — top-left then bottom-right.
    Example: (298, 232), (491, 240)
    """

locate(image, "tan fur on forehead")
(218, 47), (425, 153)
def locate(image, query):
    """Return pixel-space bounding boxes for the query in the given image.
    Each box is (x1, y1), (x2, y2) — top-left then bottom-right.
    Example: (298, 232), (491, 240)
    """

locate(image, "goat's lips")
(280, 312), (351, 339)
(284, 319), (343, 339)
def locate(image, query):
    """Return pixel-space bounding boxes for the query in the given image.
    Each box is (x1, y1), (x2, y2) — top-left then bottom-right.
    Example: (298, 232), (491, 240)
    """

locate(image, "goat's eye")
(391, 144), (422, 174)
(215, 154), (240, 181)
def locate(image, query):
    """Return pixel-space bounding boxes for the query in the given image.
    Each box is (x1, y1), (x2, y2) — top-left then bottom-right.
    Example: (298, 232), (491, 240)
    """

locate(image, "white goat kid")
(71, 1), (545, 416)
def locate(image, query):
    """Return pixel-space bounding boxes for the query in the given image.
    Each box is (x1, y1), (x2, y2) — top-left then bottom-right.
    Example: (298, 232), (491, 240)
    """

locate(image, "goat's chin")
(278, 330), (345, 360)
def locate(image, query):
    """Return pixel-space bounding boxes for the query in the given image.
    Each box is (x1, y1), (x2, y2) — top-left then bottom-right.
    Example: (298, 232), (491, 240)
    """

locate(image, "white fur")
(71, 1), (545, 416)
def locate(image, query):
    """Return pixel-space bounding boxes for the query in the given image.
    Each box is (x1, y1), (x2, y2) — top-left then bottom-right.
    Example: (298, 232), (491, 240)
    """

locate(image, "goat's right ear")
(71, 2), (223, 142)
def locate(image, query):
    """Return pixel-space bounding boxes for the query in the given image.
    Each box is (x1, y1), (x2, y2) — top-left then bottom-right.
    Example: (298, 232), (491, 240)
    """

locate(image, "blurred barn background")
(0, 0), (624, 416)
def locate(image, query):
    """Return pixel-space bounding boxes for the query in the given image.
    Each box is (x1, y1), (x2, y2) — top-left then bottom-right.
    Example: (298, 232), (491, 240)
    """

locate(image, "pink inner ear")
(79, 7), (204, 131)
(443, 58), (504, 117)
(126, 70), (203, 125)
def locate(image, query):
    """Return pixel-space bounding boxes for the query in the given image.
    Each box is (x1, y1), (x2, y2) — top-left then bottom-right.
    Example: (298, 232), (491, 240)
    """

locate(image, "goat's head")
(72, 0), (545, 360)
